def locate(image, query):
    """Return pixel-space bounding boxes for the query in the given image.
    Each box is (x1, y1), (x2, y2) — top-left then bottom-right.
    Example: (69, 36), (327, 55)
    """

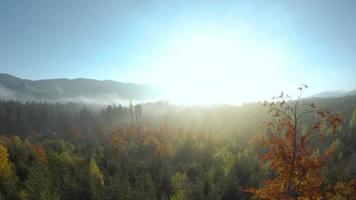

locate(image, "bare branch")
(270, 104), (294, 122)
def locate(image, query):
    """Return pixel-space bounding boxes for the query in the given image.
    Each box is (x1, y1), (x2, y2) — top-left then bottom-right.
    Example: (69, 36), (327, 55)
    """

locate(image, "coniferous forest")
(0, 89), (356, 200)
(2, 0), (356, 199)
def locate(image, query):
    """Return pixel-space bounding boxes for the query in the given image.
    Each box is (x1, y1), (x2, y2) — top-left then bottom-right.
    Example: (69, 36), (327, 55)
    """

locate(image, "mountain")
(348, 90), (356, 96)
(309, 89), (356, 99)
(311, 90), (348, 98)
(0, 73), (159, 104)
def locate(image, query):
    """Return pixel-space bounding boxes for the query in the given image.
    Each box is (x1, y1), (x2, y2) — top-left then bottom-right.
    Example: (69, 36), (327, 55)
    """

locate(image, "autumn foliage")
(0, 144), (12, 176)
(0, 97), (355, 199)
(28, 144), (48, 165)
(248, 85), (356, 199)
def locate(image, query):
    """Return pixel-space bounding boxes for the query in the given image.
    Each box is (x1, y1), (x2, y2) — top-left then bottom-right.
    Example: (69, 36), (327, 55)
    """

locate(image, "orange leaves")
(142, 135), (171, 158)
(142, 135), (159, 148)
(314, 110), (342, 134)
(328, 179), (356, 199)
(329, 114), (342, 134)
(110, 127), (139, 153)
(111, 133), (129, 153)
(110, 127), (174, 160)
(142, 132), (173, 159)
(249, 88), (342, 199)
(155, 144), (173, 159)
(28, 144), (48, 165)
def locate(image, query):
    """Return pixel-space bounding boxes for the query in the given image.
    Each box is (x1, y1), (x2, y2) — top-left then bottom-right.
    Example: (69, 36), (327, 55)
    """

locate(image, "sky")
(1, 0), (356, 104)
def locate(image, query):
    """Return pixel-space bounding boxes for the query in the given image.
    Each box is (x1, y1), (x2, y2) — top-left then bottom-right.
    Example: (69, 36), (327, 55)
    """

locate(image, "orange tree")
(247, 85), (343, 199)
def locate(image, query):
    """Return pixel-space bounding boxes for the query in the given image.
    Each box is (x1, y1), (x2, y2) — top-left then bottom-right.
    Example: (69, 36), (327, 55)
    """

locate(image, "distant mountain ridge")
(349, 89), (356, 96)
(310, 89), (356, 98)
(0, 73), (159, 104)
(1, 73), (355, 104)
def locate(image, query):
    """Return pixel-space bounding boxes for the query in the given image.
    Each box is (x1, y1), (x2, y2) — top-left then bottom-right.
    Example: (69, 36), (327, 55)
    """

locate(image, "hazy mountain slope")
(348, 90), (356, 96)
(0, 73), (159, 103)
(310, 89), (356, 99)
(311, 90), (347, 98)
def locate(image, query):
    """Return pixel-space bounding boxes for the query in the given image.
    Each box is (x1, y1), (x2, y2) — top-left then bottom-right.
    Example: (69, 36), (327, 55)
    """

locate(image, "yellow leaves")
(89, 158), (104, 187)
(11, 135), (21, 146)
(18, 190), (28, 200)
(0, 144), (12, 176)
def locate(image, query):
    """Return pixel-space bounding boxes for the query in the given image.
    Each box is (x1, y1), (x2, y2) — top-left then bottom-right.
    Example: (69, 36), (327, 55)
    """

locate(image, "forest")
(0, 90), (356, 200)
(2, 0), (356, 199)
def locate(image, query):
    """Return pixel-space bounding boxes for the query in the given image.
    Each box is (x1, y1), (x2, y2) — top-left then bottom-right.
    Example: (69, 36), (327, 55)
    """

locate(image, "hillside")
(0, 73), (159, 103)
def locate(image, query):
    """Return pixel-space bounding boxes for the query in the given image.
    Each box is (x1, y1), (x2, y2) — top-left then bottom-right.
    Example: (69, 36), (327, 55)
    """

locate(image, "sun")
(148, 30), (288, 105)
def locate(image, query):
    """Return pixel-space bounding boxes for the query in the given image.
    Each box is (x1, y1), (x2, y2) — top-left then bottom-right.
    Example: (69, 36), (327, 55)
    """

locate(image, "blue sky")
(1, 0), (356, 103)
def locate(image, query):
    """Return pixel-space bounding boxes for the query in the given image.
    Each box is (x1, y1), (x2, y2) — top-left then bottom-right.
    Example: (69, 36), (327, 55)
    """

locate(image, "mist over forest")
(0, 83), (356, 199)
(2, 0), (356, 199)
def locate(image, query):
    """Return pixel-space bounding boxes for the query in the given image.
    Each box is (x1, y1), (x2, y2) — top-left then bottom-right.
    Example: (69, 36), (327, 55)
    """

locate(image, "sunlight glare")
(150, 30), (288, 105)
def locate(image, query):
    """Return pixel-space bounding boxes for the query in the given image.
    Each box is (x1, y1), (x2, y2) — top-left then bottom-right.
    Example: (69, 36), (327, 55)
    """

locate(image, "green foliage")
(0, 144), (18, 199)
(0, 98), (355, 199)
(349, 108), (356, 129)
(89, 158), (104, 200)
(24, 166), (59, 200)
(171, 172), (191, 200)
(104, 174), (132, 200)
